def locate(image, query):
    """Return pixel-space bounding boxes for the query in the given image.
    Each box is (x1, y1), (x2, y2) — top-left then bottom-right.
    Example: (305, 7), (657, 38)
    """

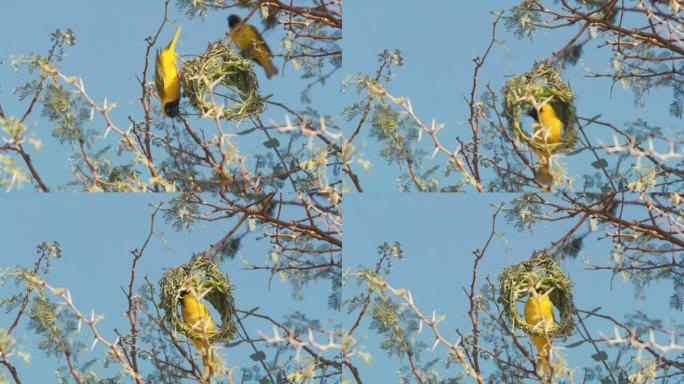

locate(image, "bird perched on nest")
(524, 287), (555, 377)
(155, 26), (182, 118)
(527, 102), (563, 188)
(180, 286), (218, 378)
(227, 14), (278, 79)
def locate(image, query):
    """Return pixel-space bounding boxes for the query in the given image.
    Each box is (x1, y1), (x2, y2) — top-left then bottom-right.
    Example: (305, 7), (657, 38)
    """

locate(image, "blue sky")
(0, 0), (340, 189)
(0, 194), (337, 382)
(342, 1), (681, 191)
(343, 193), (679, 381)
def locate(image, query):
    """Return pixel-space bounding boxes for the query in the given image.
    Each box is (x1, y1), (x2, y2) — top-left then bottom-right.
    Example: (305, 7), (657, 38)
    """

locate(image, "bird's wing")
(246, 24), (272, 55)
(541, 298), (555, 326)
(199, 303), (216, 333)
(200, 302), (211, 318)
(154, 49), (165, 97)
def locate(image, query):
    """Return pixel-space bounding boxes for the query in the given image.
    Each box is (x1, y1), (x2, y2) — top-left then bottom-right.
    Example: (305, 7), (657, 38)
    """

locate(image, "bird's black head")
(165, 99), (180, 118)
(526, 106), (539, 122)
(228, 15), (242, 28)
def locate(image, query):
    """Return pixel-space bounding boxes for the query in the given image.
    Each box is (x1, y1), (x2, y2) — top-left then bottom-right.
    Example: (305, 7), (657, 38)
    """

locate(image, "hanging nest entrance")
(497, 252), (575, 338)
(501, 62), (577, 155)
(180, 40), (263, 120)
(159, 254), (237, 344)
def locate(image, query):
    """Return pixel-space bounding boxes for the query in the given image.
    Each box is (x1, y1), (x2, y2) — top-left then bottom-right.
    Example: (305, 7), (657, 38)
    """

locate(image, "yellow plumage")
(524, 290), (555, 375)
(181, 288), (216, 377)
(155, 26), (182, 118)
(529, 103), (563, 187)
(228, 15), (278, 79)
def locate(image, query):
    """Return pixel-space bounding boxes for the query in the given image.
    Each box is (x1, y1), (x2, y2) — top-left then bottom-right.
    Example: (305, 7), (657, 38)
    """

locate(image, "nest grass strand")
(498, 252), (575, 338)
(502, 61), (578, 154)
(180, 40), (263, 120)
(159, 254), (237, 343)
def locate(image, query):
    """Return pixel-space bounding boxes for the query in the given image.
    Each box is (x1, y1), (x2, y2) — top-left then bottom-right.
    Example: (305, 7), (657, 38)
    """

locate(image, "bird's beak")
(526, 107), (538, 121)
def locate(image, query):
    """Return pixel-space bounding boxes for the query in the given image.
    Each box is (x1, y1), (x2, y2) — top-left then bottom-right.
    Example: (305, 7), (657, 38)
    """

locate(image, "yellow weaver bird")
(524, 288), (555, 376)
(155, 26), (182, 118)
(180, 287), (217, 378)
(228, 14), (278, 79)
(527, 103), (563, 187)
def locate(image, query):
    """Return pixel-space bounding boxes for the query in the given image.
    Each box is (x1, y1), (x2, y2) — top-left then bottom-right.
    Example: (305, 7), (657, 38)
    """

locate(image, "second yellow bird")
(228, 14), (278, 79)
(524, 288), (555, 375)
(155, 26), (182, 118)
(527, 103), (563, 186)
(180, 287), (216, 377)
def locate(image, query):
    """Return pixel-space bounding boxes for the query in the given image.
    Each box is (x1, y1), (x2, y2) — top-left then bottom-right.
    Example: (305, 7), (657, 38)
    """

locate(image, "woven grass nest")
(159, 254), (237, 343)
(502, 62), (577, 155)
(498, 252), (575, 338)
(180, 40), (263, 120)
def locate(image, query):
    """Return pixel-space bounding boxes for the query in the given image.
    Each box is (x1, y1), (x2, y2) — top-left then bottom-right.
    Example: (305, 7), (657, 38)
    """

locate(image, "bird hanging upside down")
(180, 286), (217, 379)
(228, 14), (278, 79)
(524, 287), (555, 377)
(527, 103), (563, 188)
(155, 26), (182, 118)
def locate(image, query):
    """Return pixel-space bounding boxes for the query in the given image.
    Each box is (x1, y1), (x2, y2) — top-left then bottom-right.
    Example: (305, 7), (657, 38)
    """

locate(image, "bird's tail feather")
(535, 158), (553, 190)
(200, 346), (214, 380)
(202, 353), (210, 378)
(168, 26), (182, 51)
(261, 58), (278, 79)
(539, 353), (551, 375)
(192, 339), (213, 379)
(195, 342), (224, 380)
(532, 335), (552, 375)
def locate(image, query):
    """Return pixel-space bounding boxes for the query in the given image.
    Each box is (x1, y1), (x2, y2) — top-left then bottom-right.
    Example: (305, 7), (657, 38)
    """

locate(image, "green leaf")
(565, 340), (585, 348)
(591, 351), (608, 361)
(272, 166), (289, 180)
(263, 138), (280, 148)
(250, 351), (266, 361)
(236, 127), (258, 135)
(591, 158), (608, 169)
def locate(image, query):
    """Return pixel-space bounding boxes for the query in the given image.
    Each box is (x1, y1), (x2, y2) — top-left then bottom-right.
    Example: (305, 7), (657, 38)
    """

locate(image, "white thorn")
(431, 337), (440, 351)
(431, 146), (439, 160)
(103, 125), (112, 139)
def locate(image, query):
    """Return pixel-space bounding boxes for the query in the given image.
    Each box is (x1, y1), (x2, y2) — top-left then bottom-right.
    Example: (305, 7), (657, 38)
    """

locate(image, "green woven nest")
(159, 254), (237, 343)
(498, 252), (575, 338)
(502, 62), (577, 155)
(180, 40), (263, 120)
